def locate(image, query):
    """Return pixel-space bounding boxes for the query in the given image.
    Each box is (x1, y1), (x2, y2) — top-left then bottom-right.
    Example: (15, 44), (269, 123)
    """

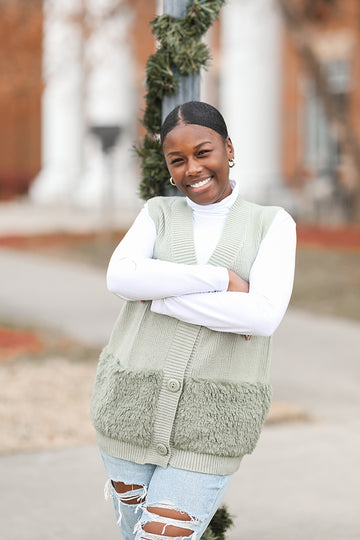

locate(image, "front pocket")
(90, 349), (162, 446)
(172, 377), (272, 457)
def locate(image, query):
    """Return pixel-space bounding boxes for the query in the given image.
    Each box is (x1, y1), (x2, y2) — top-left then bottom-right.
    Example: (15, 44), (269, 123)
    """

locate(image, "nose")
(186, 158), (202, 176)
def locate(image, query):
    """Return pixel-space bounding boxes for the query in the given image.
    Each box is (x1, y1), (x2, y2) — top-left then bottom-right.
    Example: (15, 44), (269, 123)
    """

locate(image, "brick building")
(0, 0), (42, 198)
(1, 0), (360, 222)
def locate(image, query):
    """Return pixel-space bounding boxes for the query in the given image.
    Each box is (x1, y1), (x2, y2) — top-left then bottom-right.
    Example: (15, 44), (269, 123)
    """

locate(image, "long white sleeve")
(106, 207), (229, 301)
(151, 209), (296, 336)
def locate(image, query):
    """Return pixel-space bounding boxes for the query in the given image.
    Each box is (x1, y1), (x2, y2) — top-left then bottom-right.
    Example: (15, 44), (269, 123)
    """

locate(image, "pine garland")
(135, 0), (226, 200)
(136, 3), (233, 537)
(204, 504), (234, 539)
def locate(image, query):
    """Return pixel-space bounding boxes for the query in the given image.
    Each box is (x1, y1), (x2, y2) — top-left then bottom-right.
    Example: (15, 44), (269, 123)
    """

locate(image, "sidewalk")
(1, 210), (360, 539)
(0, 199), (139, 236)
(1, 424), (359, 540)
(0, 247), (120, 347)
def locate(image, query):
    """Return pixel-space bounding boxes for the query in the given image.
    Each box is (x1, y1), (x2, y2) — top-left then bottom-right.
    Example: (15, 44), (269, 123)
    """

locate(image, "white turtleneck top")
(107, 181), (296, 336)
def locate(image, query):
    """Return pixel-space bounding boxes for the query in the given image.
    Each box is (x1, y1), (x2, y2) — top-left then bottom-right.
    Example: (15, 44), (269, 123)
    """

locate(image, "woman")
(90, 101), (296, 539)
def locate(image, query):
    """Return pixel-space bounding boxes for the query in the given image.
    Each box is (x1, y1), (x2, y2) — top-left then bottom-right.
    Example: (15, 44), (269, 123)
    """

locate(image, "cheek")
(168, 166), (181, 179)
(166, 164), (177, 178)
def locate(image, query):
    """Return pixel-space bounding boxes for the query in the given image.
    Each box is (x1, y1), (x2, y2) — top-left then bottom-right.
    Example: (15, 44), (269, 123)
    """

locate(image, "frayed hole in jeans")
(104, 479), (147, 526)
(135, 503), (199, 539)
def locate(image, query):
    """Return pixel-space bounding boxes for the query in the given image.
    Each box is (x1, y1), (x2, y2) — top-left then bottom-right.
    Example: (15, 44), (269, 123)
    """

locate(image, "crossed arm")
(107, 206), (296, 336)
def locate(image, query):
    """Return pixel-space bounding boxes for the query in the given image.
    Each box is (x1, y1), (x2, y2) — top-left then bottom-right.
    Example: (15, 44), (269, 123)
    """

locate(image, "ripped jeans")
(100, 450), (233, 540)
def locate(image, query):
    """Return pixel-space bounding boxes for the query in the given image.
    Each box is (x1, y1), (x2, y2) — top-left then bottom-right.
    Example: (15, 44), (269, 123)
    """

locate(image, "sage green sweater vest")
(90, 194), (280, 475)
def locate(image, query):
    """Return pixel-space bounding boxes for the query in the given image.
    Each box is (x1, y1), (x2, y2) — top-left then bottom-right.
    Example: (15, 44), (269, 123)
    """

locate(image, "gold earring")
(169, 177), (176, 186)
(229, 159), (235, 168)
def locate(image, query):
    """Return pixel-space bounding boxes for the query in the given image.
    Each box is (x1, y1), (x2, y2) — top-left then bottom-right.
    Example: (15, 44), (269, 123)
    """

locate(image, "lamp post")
(161, 0), (200, 196)
(90, 125), (121, 230)
(161, 0), (200, 123)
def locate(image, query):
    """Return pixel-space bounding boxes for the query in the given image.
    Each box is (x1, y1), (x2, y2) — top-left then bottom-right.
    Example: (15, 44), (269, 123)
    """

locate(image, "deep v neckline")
(171, 194), (248, 268)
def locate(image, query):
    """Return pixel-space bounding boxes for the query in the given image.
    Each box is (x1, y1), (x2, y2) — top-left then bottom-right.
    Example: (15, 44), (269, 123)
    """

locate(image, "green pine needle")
(175, 41), (211, 75)
(185, 0), (226, 36)
(135, 135), (169, 200)
(206, 504), (234, 539)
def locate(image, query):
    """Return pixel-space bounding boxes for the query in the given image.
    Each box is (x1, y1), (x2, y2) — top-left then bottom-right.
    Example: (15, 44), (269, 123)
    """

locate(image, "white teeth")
(190, 177), (211, 188)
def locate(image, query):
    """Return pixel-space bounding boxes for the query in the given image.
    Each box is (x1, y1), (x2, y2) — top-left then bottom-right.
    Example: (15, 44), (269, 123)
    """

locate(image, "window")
(303, 58), (350, 176)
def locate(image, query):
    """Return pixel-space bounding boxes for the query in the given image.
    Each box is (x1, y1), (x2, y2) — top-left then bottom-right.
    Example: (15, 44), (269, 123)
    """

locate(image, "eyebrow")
(166, 141), (212, 157)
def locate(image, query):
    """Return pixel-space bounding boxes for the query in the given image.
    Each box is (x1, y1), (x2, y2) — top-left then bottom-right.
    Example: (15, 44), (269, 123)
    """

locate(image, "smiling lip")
(188, 176), (212, 189)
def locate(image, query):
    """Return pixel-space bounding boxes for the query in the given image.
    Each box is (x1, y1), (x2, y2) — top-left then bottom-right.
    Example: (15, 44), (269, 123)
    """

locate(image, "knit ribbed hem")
(169, 448), (243, 475)
(96, 432), (153, 466)
(95, 431), (243, 476)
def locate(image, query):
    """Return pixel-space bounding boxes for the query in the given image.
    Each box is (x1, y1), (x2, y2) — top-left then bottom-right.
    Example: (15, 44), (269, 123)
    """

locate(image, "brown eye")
(170, 158), (183, 165)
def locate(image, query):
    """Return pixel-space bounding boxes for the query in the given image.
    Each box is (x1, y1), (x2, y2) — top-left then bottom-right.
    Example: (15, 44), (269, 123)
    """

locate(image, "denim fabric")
(100, 450), (233, 539)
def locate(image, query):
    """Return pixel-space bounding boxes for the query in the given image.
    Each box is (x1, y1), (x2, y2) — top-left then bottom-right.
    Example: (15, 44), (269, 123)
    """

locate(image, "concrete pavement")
(0, 246), (360, 539)
(0, 248), (120, 347)
(1, 422), (359, 540)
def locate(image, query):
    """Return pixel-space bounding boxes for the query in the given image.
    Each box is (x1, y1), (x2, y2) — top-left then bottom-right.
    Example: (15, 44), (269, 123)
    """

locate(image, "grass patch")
(290, 248), (360, 321)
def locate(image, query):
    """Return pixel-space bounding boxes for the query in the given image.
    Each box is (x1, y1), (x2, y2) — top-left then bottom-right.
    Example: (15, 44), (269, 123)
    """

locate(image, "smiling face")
(163, 123), (234, 205)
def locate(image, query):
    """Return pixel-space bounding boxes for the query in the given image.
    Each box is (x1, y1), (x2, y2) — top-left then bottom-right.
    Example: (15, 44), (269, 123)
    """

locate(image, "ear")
(225, 137), (234, 161)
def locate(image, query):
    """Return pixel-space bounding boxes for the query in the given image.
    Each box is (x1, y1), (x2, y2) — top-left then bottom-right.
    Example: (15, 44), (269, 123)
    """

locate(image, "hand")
(227, 270), (249, 293)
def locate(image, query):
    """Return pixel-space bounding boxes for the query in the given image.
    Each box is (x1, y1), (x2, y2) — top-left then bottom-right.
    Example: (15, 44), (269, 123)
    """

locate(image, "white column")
(31, 0), (140, 218)
(76, 0), (138, 213)
(219, 0), (282, 203)
(30, 0), (84, 203)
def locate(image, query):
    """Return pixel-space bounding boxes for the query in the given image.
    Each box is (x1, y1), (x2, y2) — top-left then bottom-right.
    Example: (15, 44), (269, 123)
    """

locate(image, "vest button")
(156, 443), (168, 456)
(167, 378), (181, 392)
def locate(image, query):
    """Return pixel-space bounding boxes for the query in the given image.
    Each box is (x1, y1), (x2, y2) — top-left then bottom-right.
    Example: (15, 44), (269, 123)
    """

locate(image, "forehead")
(163, 123), (223, 153)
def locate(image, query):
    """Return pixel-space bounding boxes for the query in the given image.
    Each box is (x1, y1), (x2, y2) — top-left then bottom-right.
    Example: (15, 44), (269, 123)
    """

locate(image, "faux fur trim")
(91, 352), (271, 457)
(172, 377), (272, 457)
(90, 349), (162, 446)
